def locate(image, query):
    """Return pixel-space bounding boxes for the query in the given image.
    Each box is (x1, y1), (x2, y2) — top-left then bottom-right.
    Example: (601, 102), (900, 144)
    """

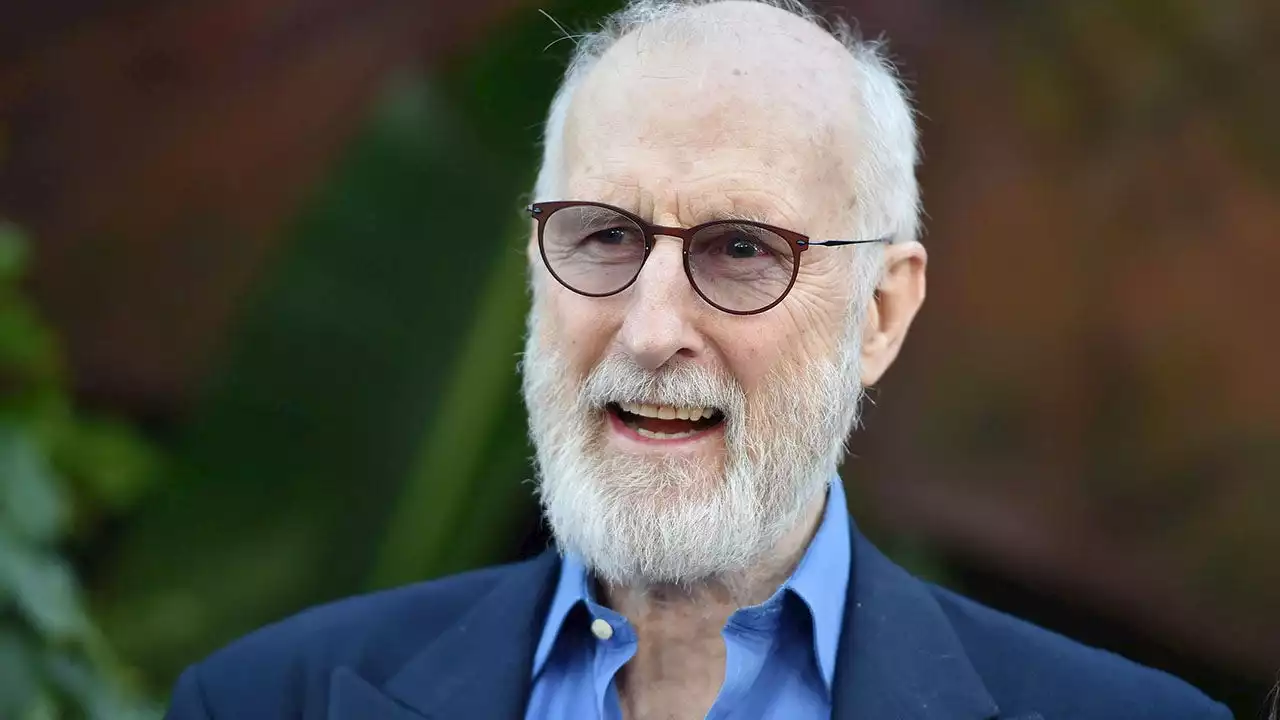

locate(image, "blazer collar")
(832, 517), (1001, 720)
(329, 551), (560, 719)
(329, 521), (1020, 720)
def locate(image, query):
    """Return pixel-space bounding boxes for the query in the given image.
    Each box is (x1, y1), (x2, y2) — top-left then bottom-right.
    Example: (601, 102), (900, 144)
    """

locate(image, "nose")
(617, 237), (704, 371)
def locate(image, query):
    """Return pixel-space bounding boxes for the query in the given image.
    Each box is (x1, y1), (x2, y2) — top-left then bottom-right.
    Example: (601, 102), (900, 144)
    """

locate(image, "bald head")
(536, 0), (919, 250)
(563, 4), (861, 228)
(587, 0), (858, 103)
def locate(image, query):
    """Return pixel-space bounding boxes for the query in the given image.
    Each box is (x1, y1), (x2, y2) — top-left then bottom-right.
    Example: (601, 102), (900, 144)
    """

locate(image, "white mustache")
(579, 354), (745, 417)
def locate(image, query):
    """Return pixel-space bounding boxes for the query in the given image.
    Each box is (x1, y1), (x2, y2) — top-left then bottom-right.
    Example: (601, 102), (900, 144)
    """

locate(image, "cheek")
(541, 286), (618, 373)
(789, 300), (847, 361)
(716, 288), (847, 391)
(712, 322), (793, 395)
(786, 269), (853, 352)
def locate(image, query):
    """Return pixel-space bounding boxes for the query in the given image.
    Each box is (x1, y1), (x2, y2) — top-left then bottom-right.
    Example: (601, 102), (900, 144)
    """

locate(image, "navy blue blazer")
(164, 520), (1231, 719)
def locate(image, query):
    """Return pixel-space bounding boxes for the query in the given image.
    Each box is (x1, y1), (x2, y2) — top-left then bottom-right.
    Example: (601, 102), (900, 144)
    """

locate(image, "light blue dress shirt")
(525, 478), (852, 720)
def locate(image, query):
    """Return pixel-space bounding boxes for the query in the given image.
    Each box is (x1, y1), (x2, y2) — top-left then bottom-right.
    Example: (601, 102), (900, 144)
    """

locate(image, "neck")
(601, 488), (828, 720)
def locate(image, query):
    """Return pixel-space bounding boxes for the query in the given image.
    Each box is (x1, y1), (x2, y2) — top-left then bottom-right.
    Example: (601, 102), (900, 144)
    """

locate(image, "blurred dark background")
(0, 0), (1277, 717)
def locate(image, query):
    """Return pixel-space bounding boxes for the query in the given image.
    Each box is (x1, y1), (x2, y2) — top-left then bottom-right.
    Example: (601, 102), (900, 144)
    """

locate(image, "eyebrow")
(711, 208), (779, 225)
(693, 191), (798, 227)
(579, 197), (789, 229)
(577, 205), (628, 225)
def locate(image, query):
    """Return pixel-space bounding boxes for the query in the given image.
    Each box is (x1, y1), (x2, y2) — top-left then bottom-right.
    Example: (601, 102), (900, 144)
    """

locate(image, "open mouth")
(607, 401), (726, 440)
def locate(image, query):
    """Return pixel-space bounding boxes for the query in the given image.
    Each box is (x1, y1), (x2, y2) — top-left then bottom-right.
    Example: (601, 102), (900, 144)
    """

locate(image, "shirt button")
(590, 618), (614, 640)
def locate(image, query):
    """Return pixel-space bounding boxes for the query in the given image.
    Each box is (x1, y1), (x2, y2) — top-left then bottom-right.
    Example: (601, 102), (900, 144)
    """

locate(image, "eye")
(722, 234), (767, 259)
(701, 229), (774, 260)
(585, 226), (634, 245)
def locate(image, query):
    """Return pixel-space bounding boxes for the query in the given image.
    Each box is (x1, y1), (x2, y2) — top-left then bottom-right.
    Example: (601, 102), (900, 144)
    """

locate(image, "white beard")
(520, 298), (867, 588)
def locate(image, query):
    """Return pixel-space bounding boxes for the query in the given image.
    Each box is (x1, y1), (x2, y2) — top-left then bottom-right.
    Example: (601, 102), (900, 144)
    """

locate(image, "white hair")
(532, 0), (922, 303)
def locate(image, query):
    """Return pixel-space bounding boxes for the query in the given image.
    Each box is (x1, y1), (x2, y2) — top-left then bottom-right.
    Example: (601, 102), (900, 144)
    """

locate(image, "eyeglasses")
(529, 200), (889, 315)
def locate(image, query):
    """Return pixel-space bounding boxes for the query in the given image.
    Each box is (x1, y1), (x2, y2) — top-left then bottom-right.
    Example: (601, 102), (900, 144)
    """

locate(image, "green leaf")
(366, 214), (530, 589)
(0, 530), (89, 642)
(0, 629), (41, 720)
(0, 425), (68, 543)
(56, 417), (160, 512)
(19, 692), (58, 720)
(0, 300), (61, 391)
(44, 646), (164, 720)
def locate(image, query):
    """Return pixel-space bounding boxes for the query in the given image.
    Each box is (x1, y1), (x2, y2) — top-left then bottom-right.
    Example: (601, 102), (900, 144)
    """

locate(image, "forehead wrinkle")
(567, 158), (824, 232)
(685, 188), (805, 230)
(567, 174), (643, 207)
(562, 20), (865, 242)
(676, 167), (794, 194)
(567, 153), (848, 237)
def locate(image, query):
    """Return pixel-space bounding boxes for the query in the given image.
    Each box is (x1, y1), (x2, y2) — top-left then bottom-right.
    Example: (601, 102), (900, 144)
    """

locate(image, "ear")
(860, 241), (927, 386)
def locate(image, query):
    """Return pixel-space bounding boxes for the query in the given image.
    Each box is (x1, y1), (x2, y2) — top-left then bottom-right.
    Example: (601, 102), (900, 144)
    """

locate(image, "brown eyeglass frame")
(529, 200), (890, 315)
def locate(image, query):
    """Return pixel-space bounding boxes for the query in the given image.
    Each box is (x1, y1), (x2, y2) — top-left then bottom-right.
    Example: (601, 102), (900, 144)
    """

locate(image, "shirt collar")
(531, 476), (853, 691)
(784, 475), (852, 690)
(531, 546), (593, 676)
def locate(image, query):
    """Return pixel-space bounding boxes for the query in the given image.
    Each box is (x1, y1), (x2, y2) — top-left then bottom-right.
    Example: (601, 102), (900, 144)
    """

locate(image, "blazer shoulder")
(927, 584), (1231, 719)
(174, 558), (542, 718)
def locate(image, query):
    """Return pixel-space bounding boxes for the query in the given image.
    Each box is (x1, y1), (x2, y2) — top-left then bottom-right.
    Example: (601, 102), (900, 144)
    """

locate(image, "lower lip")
(605, 410), (725, 448)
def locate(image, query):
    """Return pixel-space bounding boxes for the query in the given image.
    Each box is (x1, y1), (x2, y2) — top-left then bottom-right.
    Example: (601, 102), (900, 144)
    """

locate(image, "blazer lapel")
(327, 551), (560, 720)
(329, 669), (428, 720)
(832, 519), (1002, 720)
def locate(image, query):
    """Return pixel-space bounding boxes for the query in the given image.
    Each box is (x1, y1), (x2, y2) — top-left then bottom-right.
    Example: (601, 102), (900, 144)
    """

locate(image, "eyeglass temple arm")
(799, 237), (892, 247)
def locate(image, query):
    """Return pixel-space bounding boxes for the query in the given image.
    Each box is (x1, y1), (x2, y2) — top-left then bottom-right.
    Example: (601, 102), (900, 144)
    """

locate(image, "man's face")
(523, 7), (877, 586)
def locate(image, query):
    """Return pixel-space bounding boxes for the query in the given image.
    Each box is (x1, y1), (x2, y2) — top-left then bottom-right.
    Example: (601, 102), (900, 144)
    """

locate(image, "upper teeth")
(618, 402), (715, 422)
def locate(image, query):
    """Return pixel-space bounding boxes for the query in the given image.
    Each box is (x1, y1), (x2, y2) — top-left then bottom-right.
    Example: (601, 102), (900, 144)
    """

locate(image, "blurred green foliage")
(0, 222), (161, 718)
(90, 0), (617, 694)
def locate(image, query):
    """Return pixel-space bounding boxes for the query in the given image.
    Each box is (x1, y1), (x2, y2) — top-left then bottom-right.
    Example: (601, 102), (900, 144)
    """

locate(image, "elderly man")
(165, 1), (1232, 718)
